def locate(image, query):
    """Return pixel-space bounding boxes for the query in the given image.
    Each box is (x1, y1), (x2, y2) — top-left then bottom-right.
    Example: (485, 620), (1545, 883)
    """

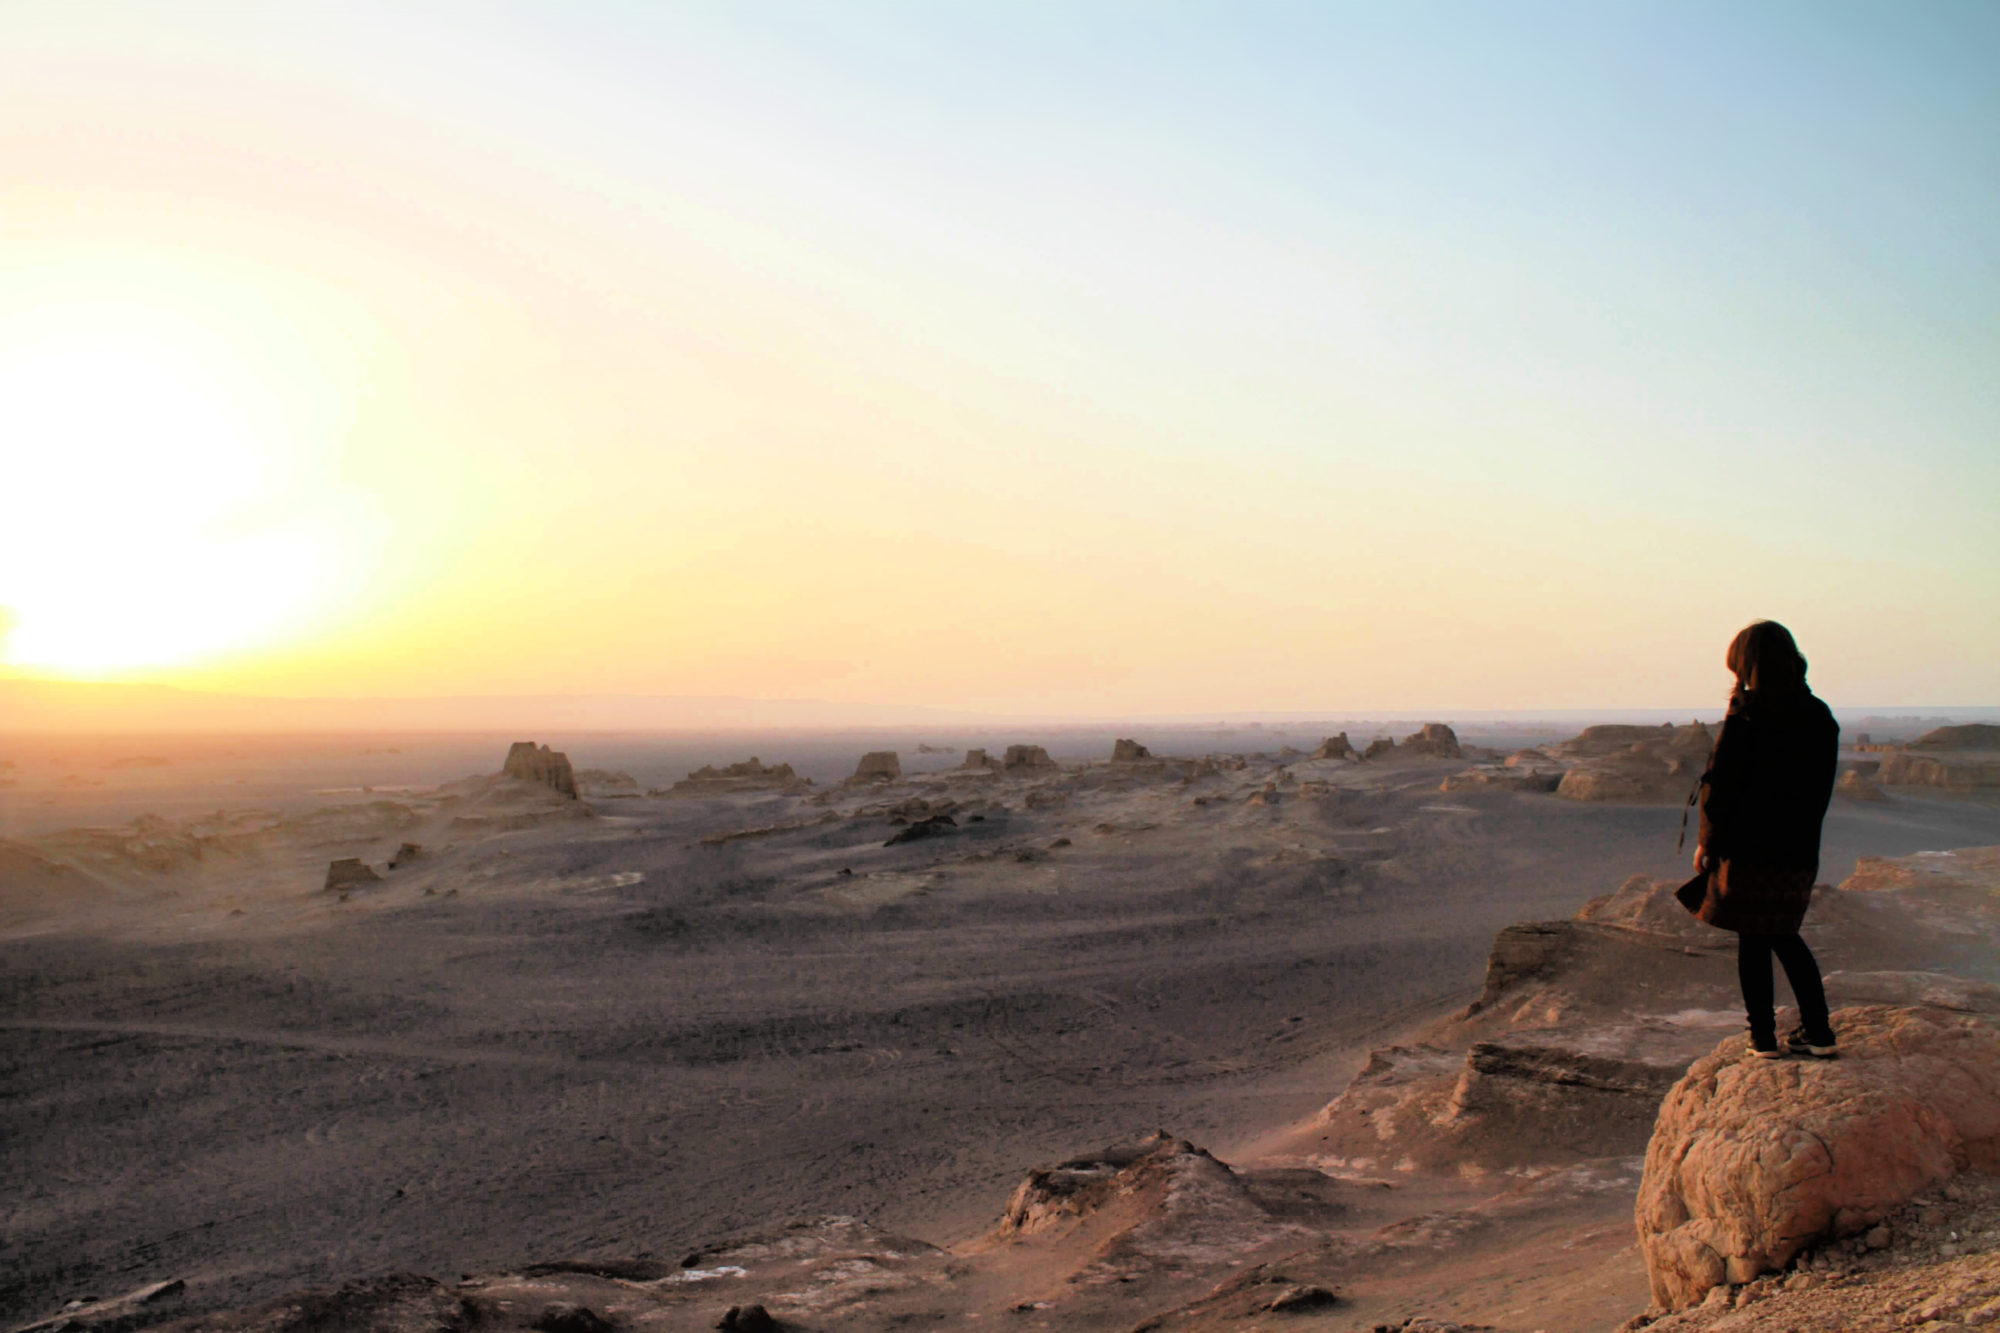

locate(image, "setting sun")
(0, 308), (360, 676)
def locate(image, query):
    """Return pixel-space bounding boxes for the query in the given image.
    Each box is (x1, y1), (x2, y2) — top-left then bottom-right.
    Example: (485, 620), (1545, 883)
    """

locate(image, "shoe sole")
(1789, 1046), (1838, 1059)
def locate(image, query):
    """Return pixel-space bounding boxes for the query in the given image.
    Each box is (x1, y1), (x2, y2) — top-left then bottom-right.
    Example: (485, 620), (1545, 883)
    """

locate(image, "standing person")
(1691, 620), (1841, 1060)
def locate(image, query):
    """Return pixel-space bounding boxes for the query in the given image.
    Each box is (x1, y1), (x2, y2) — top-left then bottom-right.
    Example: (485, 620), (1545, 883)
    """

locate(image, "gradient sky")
(3, 1), (1996, 716)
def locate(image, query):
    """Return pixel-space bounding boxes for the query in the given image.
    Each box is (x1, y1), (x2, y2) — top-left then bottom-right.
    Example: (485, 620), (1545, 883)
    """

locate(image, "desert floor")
(5, 729), (1999, 1328)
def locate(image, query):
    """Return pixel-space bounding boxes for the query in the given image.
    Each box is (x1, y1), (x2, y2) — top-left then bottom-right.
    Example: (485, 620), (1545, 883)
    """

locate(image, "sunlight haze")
(4, 2), (1996, 717)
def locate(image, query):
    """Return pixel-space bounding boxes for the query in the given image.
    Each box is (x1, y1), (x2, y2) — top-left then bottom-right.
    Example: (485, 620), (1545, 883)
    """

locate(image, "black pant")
(1738, 932), (1829, 1040)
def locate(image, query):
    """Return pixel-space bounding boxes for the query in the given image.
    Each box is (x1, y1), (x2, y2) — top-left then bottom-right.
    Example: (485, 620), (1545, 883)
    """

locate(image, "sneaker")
(1785, 1025), (1838, 1059)
(1747, 1032), (1786, 1060)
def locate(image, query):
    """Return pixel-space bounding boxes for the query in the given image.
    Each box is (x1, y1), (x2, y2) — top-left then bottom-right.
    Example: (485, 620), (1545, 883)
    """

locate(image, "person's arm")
(1697, 708), (1750, 869)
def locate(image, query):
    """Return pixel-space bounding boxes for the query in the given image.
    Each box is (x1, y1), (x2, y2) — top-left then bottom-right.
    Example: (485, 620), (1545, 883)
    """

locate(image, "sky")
(2, 1), (1996, 718)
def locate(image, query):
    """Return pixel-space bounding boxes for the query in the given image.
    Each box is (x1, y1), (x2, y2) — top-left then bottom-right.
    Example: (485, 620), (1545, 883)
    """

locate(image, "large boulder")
(502, 742), (578, 798)
(1636, 1005), (2000, 1311)
(1111, 738), (1153, 762)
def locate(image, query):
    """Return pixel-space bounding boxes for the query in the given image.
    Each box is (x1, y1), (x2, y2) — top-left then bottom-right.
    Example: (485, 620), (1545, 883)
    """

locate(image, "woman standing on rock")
(1692, 620), (1842, 1060)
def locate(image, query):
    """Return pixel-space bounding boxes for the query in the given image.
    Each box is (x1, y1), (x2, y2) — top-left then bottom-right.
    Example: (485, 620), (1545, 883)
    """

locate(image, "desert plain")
(6, 718), (2000, 1332)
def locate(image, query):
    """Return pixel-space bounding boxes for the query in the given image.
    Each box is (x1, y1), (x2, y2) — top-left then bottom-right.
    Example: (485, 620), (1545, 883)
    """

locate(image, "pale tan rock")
(848, 751), (902, 783)
(1401, 723), (1465, 759)
(1636, 1005), (2000, 1311)
(1111, 738), (1152, 762)
(1001, 744), (1058, 772)
(502, 742), (578, 798)
(1310, 733), (1357, 760)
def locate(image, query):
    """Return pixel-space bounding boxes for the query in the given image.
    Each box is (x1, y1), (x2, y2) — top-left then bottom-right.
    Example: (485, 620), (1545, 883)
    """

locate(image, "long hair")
(1726, 620), (1808, 705)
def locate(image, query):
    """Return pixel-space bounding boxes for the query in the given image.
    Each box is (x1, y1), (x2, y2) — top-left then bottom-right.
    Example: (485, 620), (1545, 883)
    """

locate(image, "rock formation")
(1553, 722), (1713, 803)
(1361, 737), (1396, 759)
(1310, 733), (1357, 760)
(324, 858), (381, 892)
(1001, 744), (1058, 772)
(573, 769), (639, 797)
(388, 842), (424, 869)
(1401, 723), (1464, 759)
(1910, 723), (2000, 750)
(502, 742), (578, 799)
(1636, 1005), (2000, 1311)
(847, 751), (902, 783)
(665, 758), (809, 795)
(883, 813), (956, 846)
(1880, 729), (2000, 789)
(1439, 765), (1562, 793)
(1836, 768), (1887, 801)
(959, 748), (995, 770)
(1111, 738), (1152, 762)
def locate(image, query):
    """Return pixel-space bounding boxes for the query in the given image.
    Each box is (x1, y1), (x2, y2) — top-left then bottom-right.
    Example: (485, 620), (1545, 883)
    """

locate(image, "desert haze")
(7, 718), (2000, 1330)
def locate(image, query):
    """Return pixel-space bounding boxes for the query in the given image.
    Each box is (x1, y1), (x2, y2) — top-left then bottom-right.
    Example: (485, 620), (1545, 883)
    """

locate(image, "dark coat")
(1693, 688), (1839, 934)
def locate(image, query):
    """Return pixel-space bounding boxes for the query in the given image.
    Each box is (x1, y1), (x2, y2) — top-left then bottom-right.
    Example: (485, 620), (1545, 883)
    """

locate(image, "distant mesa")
(848, 751), (903, 784)
(667, 758), (810, 796)
(1002, 744), (1059, 773)
(1360, 737), (1396, 760)
(502, 742), (578, 799)
(574, 768), (640, 797)
(1399, 722), (1464, 759)
(959, 748), (997, 770)
(913, 743), (957, 755)
(1552, 721), (1713, 803)
(1910, 723), (2000, 750)
(388, 842), (425, 868)
(1878, 723), (2000, 789)
(1309, 733), (1356, 761)
(324, 858), (381, 892)
(1110, 738), (1152, 762)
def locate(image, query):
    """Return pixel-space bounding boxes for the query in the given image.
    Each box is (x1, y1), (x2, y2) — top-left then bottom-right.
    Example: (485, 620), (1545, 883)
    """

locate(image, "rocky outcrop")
(1554, 722), (1713, 803)
(1439, 765), (1561, 793)
(1401, 723), (1464, 759)
(884, 814), (956, 846)
(1835, 768), (1886, 801)
(1001, 744), (1059, 772)
(1361, 737), (1396, 759)
(388, 842), (424, 869)
(324, 858), (381, 892)
(988, 1130), (1316, 1282)
(1911, 723), (2000, 750)
(666, 758), (809, 795)
(847, 751), (902, 783)
(1879, 748), (2000, 789)
(573, 769), (638, 797)
(1111, 738), (1152, 762)
(1310, 733), (1357, 760)
(502, 742), (578, 799)
(1636, 1005), (2000, 1311)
